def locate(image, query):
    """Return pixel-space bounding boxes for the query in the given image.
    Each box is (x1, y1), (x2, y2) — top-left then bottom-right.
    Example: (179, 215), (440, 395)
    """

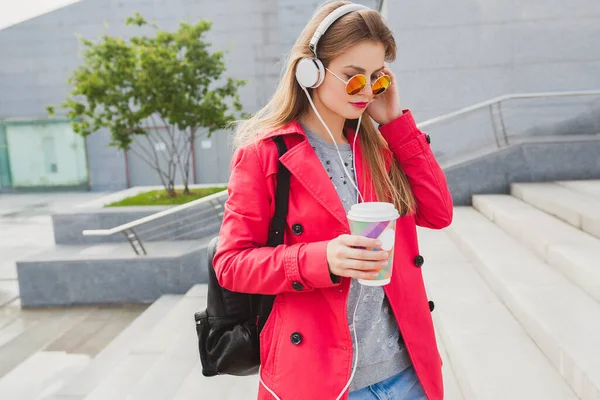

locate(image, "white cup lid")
(347, 202), (399, 221)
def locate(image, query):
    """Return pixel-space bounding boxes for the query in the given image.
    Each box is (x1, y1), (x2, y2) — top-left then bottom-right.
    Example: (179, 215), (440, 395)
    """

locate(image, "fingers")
(343, 246), (389, 262)
(340, 255), (387, 269)
(328, 235), (391, 280)
(340, 268), (382, 280)
(382, 66), (395, 80)
(339, 234), (381, 249)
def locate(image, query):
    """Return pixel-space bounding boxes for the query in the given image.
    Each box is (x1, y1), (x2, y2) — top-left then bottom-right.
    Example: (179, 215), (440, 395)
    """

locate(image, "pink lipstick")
(350, 102), (368, 109)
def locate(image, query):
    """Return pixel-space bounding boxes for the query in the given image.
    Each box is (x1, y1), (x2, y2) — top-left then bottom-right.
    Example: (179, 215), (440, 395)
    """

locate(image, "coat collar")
(261, 120), (306, 140)
(264, 121), (353, 227)
(260, 120), (388, 227)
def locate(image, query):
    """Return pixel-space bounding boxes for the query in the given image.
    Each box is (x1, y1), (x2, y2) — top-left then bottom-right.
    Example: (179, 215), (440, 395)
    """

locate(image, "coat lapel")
(279, 139), (350, 228)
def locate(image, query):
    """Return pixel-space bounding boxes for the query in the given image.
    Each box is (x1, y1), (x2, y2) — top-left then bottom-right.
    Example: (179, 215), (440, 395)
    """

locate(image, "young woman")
(213, 2), (453, 399)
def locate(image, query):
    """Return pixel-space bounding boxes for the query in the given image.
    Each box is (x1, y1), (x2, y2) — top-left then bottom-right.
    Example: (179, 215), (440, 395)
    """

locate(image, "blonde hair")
(233, 1), (415, 215)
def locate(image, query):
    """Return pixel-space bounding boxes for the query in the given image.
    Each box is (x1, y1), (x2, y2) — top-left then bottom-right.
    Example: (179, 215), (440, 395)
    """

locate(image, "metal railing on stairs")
(82, 189), (228, 255)
(416, 89), (600, 165)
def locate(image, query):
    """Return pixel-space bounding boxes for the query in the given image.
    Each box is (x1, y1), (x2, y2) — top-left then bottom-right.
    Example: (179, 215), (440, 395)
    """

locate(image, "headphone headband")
(308, 3), (370, 57)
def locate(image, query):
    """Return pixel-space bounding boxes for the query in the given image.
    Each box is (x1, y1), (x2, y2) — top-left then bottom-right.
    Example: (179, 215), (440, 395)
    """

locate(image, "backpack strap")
(257, 136), (290, 331)
(266, 136), (290, 247)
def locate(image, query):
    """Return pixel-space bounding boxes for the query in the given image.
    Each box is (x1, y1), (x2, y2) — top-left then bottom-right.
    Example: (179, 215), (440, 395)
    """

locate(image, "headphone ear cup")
(313, 58), (325, 87)
(295, 58), (325, 89)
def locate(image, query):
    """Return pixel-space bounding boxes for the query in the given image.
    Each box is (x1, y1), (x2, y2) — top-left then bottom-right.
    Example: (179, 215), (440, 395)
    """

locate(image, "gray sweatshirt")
(302, 124), (412, 391)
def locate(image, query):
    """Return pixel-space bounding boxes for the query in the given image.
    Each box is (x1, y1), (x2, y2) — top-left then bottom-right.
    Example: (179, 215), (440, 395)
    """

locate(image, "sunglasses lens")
(346, 75), (367, 95)
(372, 75), (391, 95)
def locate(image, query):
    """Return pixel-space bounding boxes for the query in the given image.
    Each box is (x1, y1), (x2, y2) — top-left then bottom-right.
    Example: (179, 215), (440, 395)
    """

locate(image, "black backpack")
(194, 136), (290, 377)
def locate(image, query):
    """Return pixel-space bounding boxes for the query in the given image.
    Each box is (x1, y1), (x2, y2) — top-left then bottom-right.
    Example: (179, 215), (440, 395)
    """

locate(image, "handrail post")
(497, 100), (509, 146)
(123, 229), (147, 255)
(209, 198), (225, 220)
(489, 104), (503, 149)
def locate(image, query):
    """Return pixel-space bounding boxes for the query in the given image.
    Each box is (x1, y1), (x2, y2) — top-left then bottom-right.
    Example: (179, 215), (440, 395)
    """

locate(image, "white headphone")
(295, 3), (369, 89)
(294, 2), (370, 205)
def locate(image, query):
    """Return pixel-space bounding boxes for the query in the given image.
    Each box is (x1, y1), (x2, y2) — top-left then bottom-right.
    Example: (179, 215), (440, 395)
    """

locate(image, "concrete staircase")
(1, 179), (599, 399)
(0, 351), (89, 400)
(15, 286), (461, 400)
(421, 179), (600, 400)
(41, 286), (260, 400)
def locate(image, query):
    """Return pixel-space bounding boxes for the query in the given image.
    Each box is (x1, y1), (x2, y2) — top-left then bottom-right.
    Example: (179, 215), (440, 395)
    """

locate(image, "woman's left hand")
(366, 67), (403, 126)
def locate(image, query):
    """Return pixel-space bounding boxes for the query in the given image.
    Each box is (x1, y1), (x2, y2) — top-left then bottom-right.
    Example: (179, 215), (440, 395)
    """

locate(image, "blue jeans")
(348, 367), (427, 400)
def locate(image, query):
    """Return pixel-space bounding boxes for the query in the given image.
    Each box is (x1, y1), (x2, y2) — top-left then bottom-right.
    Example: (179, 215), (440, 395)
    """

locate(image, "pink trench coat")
(213, 110), (453, 400)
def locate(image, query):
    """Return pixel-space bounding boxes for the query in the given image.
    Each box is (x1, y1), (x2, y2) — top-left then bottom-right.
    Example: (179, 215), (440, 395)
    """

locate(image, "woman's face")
(315, 40), (386, 120)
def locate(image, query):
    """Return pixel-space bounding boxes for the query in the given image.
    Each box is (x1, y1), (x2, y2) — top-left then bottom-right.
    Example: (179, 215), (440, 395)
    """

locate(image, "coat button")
(292, 281), (304, 291)
(290, 332), (303, 345)
(414, 255), (425, 267)
(429, 301), (435, 312)
(292, 223), (304, 235)
(426, 134), (431, 144)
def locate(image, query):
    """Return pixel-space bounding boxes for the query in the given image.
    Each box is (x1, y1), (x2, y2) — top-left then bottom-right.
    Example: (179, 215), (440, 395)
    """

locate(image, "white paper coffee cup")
(347, 202), (399, 286)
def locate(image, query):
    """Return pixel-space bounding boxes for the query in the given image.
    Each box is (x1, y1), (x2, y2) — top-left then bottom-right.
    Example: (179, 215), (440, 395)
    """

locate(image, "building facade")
(0, 0), (598, 191)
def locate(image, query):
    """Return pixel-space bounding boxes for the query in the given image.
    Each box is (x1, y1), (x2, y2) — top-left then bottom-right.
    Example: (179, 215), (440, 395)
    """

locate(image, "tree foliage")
(48, 13), (246, 195)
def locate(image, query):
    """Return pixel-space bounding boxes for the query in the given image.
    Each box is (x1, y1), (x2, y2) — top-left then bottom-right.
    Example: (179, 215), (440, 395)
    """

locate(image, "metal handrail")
(417, 89), (600, 129)
(82, 189), (227, 237)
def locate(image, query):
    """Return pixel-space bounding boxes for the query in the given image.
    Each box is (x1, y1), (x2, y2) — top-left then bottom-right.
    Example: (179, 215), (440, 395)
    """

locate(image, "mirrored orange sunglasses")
(326, 68), (391, 96)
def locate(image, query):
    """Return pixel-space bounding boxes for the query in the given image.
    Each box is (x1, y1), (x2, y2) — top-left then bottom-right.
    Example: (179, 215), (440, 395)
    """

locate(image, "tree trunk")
(182, 128), (195, 196)
(166, 181), (176, 197)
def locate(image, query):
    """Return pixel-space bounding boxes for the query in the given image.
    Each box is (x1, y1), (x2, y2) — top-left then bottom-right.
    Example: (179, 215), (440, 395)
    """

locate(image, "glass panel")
(0, 124), (12, 188)
(5, 121), (88, 188)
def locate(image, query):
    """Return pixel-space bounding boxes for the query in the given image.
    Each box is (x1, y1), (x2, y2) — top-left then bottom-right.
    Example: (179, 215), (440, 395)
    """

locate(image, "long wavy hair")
(233, 1), (415, 215)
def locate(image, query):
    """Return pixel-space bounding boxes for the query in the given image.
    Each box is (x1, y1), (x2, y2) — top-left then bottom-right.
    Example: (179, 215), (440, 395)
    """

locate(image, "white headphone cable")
(301, 86), (365, 203)
(352, 114), (361, 204)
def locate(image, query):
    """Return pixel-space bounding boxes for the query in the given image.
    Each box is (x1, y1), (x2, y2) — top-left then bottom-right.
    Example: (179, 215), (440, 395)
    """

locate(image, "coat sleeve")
(379, 110), (453, 229)
(212, 141), (340, 295)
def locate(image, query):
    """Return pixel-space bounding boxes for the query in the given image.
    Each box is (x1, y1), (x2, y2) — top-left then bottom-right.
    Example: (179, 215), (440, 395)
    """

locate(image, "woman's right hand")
(326, 235), (390, 280)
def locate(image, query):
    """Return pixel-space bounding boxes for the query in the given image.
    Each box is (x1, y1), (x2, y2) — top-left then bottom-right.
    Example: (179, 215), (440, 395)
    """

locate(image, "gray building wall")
(389, 0), (600, 121)
(0, 0), (599, 191)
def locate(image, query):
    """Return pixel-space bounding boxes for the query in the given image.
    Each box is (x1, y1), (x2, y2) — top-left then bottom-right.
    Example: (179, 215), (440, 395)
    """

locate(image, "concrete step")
(16, 238), (211, 306)
(80, 352), (156, 400)
(126, 318), (199, 400)
(46, 306), (147, 357)
(557, 180), (600, 199)
(129, 290), (203, 355)
(111, 284), (254, 400)
(433, 323), (464, 400)
(81, 289), (205, 400)
(0, 308), (92, 378)
(0, 280), (19, 307)
(172, 363), (258, 400)
(472, 194), (600, 303)
(50, 295), (182, 399)
(0, 351), (89, 400)
(447, 207), (600, 400)
(419, 227), (578, 400)
(0, 314), (39, 349)
(124, 287), (206, 400)
(511, 182), (600, 238)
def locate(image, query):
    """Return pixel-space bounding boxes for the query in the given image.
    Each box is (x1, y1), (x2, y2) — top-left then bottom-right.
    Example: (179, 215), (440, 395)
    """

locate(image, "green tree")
(48, 13), (246, 196)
